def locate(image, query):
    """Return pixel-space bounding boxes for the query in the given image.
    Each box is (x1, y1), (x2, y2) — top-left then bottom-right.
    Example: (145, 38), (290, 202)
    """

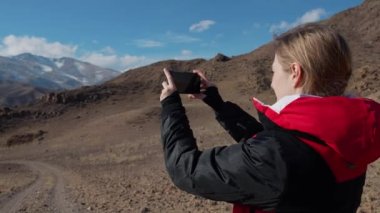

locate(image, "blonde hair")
(274, 23), (352, 96)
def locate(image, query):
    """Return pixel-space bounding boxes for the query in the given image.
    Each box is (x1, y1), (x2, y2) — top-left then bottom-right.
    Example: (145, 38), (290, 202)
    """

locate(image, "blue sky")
(0, 0), (362, 71)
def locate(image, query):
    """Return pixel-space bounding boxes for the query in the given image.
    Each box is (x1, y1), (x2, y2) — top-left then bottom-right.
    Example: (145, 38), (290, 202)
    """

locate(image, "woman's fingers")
(187, 93), (206, 100)
(163, 68), (174, 87)
(193, 69), (209, 81)
(162, 81), (168, 88)
(193, 69), (215, 88)
(160, 68), (178, 101)
(200, 81), (208, 89)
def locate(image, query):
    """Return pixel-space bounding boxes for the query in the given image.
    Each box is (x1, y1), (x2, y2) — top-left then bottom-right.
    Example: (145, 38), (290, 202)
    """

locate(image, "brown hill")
(0, 1), (379, 212)
(0, 81), (49, 107)
(323, 0), (380, 97)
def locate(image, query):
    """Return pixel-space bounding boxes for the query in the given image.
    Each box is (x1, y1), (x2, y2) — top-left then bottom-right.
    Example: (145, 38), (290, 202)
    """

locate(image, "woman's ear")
(290, 62), (303, 88)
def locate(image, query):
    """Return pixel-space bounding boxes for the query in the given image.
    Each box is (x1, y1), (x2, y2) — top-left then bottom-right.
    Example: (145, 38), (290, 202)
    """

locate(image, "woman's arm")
(202, 87), (264, 142)
(160, 92), (286, 209)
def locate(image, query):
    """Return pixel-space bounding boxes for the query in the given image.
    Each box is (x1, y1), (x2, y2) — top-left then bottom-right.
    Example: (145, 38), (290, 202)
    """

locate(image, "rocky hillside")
(322, 0), (380, 97)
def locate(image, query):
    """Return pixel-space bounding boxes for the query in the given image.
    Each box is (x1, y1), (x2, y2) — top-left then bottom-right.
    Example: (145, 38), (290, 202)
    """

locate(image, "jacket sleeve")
(160, 92), (286, 209)
(202, 87), (263, 142)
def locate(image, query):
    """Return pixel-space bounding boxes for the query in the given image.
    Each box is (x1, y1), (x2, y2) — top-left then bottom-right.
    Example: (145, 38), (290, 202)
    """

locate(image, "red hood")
(253, 96), (380, 182)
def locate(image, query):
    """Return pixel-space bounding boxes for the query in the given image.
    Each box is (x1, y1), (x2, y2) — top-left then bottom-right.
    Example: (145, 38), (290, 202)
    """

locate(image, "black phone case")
(169, 71), (201, 94)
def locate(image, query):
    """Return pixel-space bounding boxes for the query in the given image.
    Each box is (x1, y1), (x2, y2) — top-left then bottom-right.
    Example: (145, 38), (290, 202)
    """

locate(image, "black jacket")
(160, 87), (365, 212)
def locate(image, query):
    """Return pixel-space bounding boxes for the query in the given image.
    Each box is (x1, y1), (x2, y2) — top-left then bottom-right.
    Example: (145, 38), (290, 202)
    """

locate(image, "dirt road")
(0, 161), (77, 213)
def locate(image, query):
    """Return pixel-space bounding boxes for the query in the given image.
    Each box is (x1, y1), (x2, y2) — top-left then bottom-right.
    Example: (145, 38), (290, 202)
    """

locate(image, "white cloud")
(299, 9), (327, 23)
(174, 49), (200, 60)
(101, 46), (116, 54)
(120, 55), (148, 68)
(269, 8), (327, 34)
(80, 52), (155, 71)
(189, 20), (216, 32)
(0, 35), (77, 58)
(80, 53), (119, 68)
(135, 39), (164, 48)
(181, 50), (192, 56)
(270, 21), (290, 34)
(165, 31), (200, 43)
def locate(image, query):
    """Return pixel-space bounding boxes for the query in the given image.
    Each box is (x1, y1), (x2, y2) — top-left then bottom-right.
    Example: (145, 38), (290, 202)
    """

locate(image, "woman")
(159, 23), (380, 212)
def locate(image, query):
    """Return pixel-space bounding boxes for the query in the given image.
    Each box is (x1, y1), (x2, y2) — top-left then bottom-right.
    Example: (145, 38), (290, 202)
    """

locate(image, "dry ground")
(0, 93), (379, 213)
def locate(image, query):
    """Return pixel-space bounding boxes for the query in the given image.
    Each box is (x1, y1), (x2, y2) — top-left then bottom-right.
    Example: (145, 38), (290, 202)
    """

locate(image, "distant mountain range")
(0, 53), (120, 106)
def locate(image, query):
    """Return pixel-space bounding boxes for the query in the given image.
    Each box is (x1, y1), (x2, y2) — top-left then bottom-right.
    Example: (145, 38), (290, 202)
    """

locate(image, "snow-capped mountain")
(3, 53), (120, 89)
(0, 53), (120, 106)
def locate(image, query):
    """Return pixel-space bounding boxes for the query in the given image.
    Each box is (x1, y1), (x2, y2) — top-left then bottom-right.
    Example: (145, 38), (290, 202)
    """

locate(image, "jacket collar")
(251, 95), (380, 182)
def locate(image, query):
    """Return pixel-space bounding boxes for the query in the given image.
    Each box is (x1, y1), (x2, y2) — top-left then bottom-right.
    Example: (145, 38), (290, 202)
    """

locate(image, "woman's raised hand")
(160, 68), (177, 101)
(188, 69), (216, 100)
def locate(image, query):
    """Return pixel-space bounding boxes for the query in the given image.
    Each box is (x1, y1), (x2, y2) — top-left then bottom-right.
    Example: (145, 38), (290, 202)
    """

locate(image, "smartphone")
(169, 71), (201, 94)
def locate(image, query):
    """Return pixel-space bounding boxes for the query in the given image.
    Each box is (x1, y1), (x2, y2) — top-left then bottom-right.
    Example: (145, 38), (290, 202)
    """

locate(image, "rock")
(40, 86), (113, 105)
(212, 53), (230, 62)
(140, 207), (150, 213)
